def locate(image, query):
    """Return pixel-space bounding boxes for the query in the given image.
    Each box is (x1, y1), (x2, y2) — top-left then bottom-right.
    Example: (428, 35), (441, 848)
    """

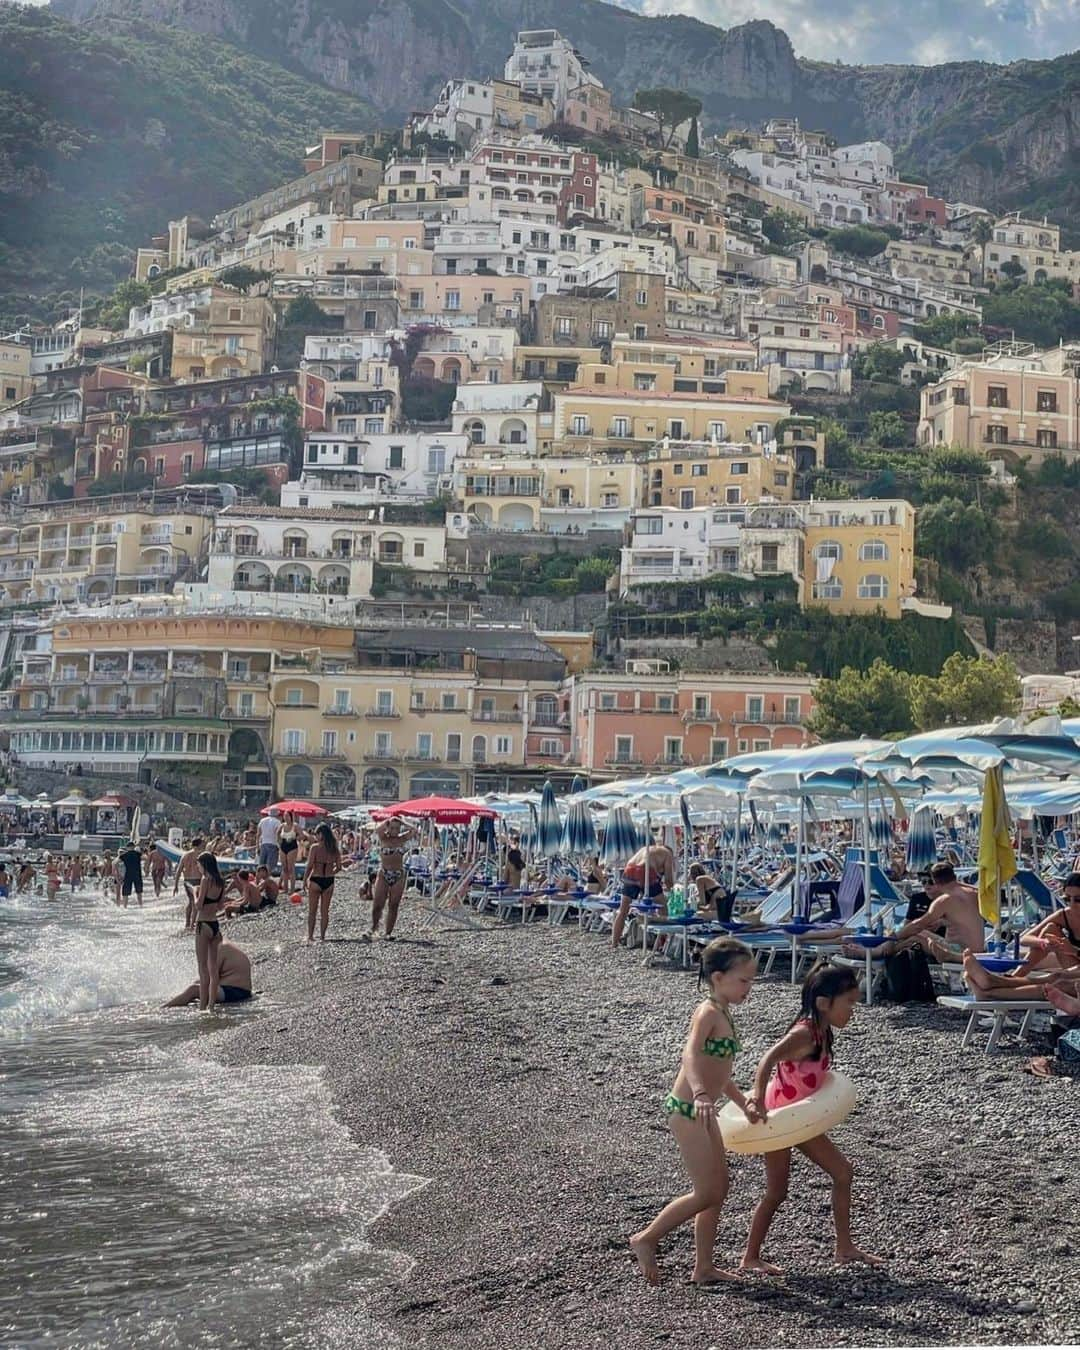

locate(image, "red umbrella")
(260, 799), (328, 817)
(375, 794), (496, 825)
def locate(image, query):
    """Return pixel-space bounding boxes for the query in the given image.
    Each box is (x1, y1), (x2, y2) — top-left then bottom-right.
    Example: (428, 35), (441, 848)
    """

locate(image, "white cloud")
(629, 0), (1080, 64)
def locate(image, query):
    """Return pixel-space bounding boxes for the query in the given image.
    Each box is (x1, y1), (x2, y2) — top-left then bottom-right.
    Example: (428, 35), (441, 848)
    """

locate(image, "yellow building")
(801, 499), (917, 619)
(0, 501), (215, 608)
(456, 454), (641, 529)
(170, 290), (275, 381)
(2, 607), (355, 802)
(646, 439), (800, 508)
(0, 339), (34, 409)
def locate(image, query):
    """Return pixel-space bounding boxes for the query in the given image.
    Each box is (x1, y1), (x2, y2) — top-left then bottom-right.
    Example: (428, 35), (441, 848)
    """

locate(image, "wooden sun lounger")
(936, 994), (1053, 1053)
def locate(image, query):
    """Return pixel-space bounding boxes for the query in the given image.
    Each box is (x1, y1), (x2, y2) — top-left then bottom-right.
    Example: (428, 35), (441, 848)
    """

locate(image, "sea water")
(0, 888), (423, 1349)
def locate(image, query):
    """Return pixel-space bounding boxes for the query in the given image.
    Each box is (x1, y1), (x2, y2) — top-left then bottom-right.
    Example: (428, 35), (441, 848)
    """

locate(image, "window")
(611, 416), (630, 438)
(417, 732), (433, 759)
(663, 737), (683, 763)
(1037, 428), (1058, 449)
(753, 740), (770, 752)
(813, 540), (843, 561)
(858, 573), (889, 599)
(1037, 390), (1057, 413)
(441, 692), (457, 710)
(471, 734), (487, 763)
(679, 489), (695, 509)
(813, 579), (842, 600)
(691, 464), (707, 477)
(985, 425), (1008, 445)
(570, 415), (590, 435)
(408, 289), (424, 310)
(446, 733), (461, 762)
(238, 692), (255, 717)
(725, 487), (741, 504)
(555, 316), (573, 337)
(376, 689), (394, 714)
(602, 491), (619, 508)
(784, 696), (801, 723)
(154, 457), (165, 477)
(637, 516), (662, 535)
(859, 539), (889, 561)
(413, 540), (425, 559)
(729, 462), (748, 476)
(633, 373), (656, 392)
(321, 731), (338, 756)
(987, 385), (1009, 408)
(494, 735), (512, 756)
(374, 731), (392, 756)
(285, 687), (303, 705)
(614, 735), (633, 763)
(709, 738), (728, 762)
(600, 693), (617, 710)
(224, 335), (241, 355)
(445, 290), (460, 310)
(282, 729), (305, 754)
(539, 738), (562, 756)
(707, 421), (727, 441)
(668, 419), (685, 439)
(746, 696), (764, 722)
(333, 689), (350, 712)
(636, 290), (648, 305)
(633, 324), (647, 340)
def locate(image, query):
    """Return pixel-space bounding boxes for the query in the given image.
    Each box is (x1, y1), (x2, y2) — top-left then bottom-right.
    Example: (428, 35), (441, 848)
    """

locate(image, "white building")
(451, 380), (546, 452)
(619, 506), (745, 590)
(504, 29), (596, 116)
(287, 430), (467, 506)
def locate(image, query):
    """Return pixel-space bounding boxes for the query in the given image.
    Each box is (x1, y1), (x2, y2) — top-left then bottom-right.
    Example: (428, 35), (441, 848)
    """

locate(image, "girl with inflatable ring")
(740, 962), (885, 1273)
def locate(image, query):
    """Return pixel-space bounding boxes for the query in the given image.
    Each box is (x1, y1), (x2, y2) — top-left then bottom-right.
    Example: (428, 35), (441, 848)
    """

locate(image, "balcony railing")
(604, 754), (644, 767)
(363, 748), (401, 762)
(365, 707), (400, 719)
(403, 749), (440, 762)
(471, 710), (519, 723)
(324, 705), (357, 716)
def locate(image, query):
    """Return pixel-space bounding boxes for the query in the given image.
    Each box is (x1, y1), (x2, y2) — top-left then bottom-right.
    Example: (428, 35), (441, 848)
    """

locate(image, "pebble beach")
(211, 876), (1079, 1350)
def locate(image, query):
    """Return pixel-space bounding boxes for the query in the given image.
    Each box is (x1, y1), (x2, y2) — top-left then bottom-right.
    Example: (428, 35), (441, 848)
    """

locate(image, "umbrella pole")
(730, 792), (742, 892)
(862, 778), (874, 1006)
(792, 787), (804, 984)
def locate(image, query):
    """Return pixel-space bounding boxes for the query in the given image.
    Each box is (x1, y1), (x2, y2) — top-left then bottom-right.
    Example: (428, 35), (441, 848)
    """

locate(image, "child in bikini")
(630, 938), (760, 1287)
(741, 962), (884, 1273)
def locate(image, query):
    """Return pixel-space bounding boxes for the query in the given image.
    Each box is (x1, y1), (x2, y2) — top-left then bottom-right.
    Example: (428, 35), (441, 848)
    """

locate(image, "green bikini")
(663, 1011), (740, 1119)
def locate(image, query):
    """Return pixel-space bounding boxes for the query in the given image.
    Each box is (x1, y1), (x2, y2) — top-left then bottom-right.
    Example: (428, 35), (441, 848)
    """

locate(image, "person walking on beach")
(257, 811), (281, 873)
(192, 851), (228, 1010)
(740, 962), (884, 1273)
(304, 822), (341, 944)
(173, 837), (205, 930)
(148, 844), (168, 899)
(613, 833), (675, 949)
(117, 841), (144, 909)
(630, 938), (760, 1287)
(369, 815), (418, 941)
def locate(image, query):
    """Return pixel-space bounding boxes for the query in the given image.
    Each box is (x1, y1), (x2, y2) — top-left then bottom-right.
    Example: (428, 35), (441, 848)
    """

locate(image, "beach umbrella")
(871, 808), (893, 851)
(905, 805), (937, 875)
(767, 820), (783, 848)
(570, 774), (586, 797)
(600, 804), (641, 866)
(978, 764), (1017, 930)
(535, 780), (563, 860)
(261, 799), (327, 818)
(561, 798), (597, 857)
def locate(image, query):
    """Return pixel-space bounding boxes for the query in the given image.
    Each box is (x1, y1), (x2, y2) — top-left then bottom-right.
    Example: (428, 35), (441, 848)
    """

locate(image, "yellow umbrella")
(977, 764), (1017, 928)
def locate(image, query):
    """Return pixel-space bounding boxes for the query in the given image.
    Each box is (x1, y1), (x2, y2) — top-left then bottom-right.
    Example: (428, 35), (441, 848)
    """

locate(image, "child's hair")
(697, 936), (754, 989)
(798, 961), (859, 1059)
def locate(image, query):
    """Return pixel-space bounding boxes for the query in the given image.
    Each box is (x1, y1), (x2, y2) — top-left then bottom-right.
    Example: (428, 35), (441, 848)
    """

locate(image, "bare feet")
(961, 948), (991, 992)
(1047, 985), (1080, 1016)
(629, 1234), (660, 1287)
(835, 1245), (886, 1267)
(690, 1265), (739, 1286)
(740, 1256), (784, 1275)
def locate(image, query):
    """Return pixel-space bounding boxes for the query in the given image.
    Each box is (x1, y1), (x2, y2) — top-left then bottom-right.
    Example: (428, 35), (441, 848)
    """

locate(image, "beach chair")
(935, 994), (1053, 1052)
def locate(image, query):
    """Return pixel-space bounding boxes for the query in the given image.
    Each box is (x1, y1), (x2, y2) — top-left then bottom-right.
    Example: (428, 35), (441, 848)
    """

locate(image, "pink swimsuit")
(765, 1019), (830, 1111)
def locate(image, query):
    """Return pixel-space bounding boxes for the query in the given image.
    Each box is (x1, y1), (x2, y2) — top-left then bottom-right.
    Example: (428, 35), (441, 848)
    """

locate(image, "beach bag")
(881, 947), (936, 1003)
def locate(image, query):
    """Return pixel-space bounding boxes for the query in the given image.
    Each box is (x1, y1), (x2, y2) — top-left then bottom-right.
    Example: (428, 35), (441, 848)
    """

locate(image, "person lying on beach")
(163, 940), (253, 1007)
(1018, 874), (1080, 971)
(841, 862), (984, 965)
(960, 948), (1080, 1001)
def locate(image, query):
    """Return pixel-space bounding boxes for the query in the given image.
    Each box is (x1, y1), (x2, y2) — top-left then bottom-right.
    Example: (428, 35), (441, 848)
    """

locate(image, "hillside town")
(1, 27), (1077, 811)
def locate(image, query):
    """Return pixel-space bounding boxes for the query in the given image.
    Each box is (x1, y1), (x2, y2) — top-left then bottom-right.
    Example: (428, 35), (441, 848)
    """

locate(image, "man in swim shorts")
(612, 834), (675, 949)
(164, 940), (253, 1006)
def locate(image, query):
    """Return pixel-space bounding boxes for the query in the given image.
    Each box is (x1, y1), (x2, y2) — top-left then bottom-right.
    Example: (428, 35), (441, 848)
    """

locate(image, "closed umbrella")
(570, 774), (587, 797)
(905, 805), (937, 876)
(871, 808), (893, 852)
(600, 804), (641, 867)
(978, 764), (1017, 931)
(536, 780), (563, 860)
(561, 798), (597, 857)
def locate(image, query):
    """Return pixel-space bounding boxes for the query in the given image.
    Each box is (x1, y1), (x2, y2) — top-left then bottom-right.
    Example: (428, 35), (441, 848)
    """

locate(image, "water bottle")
(669, 884), (684, 918)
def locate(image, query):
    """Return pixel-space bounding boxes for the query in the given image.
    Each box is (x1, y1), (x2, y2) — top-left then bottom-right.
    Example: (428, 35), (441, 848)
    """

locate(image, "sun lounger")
(936, 993), (1053, 1052)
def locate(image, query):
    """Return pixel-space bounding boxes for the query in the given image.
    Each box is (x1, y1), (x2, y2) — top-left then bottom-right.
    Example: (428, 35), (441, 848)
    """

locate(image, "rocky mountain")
(49, 0), (1080, 227)
(0, 3), (373, 320)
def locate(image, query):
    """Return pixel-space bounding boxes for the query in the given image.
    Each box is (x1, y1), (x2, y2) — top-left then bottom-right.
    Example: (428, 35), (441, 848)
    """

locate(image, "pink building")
(567, 671), (815, 776)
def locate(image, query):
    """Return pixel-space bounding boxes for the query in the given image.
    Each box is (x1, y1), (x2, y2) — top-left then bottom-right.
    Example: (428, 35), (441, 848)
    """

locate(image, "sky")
(624, 0), (1080, 65)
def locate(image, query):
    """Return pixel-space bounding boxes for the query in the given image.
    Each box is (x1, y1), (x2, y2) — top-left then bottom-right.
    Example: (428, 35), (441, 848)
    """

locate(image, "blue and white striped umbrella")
(905, 805), (937, 875)
(871, 809), (894, 850)
(767, 821), (784, 848)
(536, 780), (563, 859)
(600, 803), (641, 866)
(570, 774), (587, 797)
(561, 798), (597, 856)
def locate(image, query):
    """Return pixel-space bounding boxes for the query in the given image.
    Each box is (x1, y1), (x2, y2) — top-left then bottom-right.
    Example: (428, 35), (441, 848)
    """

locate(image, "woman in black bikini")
(688, 862), (735, 923)
(277, 809), (300, 894)
(193, 851), (227, 1010)
(370, 816), (418, 940)
(305, 821), (341, 944)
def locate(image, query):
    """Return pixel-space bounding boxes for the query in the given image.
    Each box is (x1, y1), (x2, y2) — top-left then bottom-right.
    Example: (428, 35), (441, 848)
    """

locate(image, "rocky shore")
(210, 879), (1078, 1349)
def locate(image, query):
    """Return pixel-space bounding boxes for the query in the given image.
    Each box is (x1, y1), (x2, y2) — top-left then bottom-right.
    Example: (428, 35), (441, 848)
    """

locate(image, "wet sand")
(209, 879), (1079, 1349)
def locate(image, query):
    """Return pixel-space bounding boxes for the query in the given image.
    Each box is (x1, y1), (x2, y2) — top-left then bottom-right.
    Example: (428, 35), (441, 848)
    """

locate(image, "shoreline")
(208, 879), (1078, 1349)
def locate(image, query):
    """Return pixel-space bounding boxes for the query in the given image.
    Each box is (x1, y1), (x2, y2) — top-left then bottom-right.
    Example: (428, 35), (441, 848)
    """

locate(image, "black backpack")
(881, 946), (936, 1002)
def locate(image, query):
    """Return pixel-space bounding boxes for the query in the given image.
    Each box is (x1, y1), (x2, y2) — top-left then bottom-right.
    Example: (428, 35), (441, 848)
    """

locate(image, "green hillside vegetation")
(0, 5), (374, 325)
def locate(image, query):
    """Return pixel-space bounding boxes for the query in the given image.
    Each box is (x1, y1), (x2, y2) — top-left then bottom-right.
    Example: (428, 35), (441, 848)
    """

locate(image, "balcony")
(403, 749), (440, 762)
(654, 754), (690, 767)
(365, 707), (400, 719)
(363, 748), (401, 762)
(604, 754), (644, 768)
(471, 710), (519, 723)
(682, 709), (716, 724)
(308, 748), (348, 761)
(324, 704), (357, 716)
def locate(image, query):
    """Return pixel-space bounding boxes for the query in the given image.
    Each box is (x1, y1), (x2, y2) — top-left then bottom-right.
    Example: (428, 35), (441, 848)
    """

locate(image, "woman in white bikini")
(369, 816), (418, 941)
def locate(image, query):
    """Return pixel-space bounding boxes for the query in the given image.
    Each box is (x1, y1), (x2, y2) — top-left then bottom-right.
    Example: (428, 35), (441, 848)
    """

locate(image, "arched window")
(859, 539), (889, 561)
(813, 540), (843, 561)
(857, 573), (889, 599)
(283, 764), (313, 797)
(471, 734), (487, 763)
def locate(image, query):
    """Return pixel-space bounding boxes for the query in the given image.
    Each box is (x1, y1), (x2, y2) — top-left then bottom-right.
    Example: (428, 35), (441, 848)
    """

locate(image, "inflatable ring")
(717, 1071), (856, 1155)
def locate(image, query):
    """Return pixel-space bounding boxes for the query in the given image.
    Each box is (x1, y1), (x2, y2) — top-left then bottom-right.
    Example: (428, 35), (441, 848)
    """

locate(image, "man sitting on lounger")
(844, 862), (984, 964)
